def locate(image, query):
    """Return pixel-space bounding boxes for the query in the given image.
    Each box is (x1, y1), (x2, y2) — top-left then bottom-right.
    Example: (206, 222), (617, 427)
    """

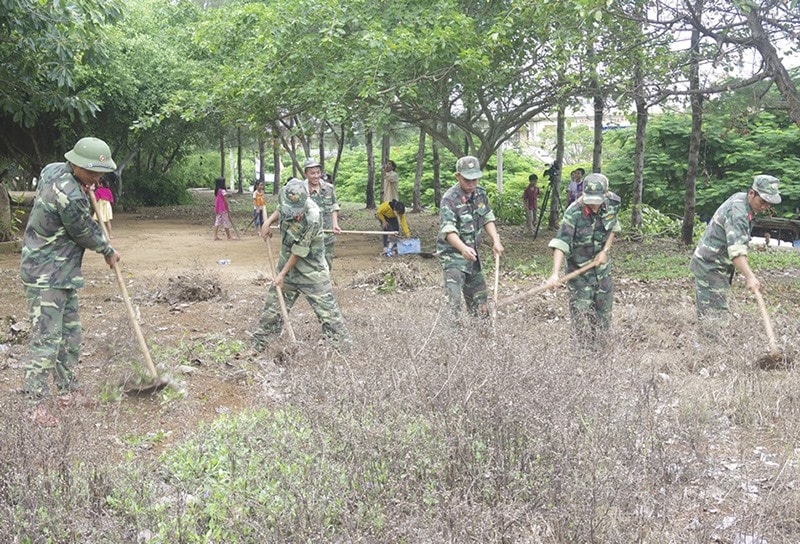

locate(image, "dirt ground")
(0, 208), (447, 459)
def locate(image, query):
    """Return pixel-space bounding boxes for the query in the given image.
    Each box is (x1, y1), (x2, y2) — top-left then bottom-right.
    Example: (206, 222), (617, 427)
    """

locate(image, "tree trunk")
(432, 135), (442, 208)
(548, 106), (566, 230)
(0, 183), (13, 242)
(365, 130), (376, 209)
(272, 124), (281, 195)
(747, 8), (800, 128)
(380, 133), (390, 201)
(631, 98), (648, 230)
(682, 0), (704, 245)
(631, 55), (648, 230)
(258, 135), (265, 186)
(318, 126), (325, 174)
(332, 124), (345, 184)
(236, 127), (243, 194)
(219, 134), (225, 178)
(496, 143), (504, 195)
(592, 84), (604, 173)
(290, 135), (298, 178)
(413, 128), (425, 212)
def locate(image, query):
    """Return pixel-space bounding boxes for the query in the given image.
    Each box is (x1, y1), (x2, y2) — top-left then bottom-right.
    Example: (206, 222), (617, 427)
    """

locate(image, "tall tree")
(0, 0), (123, 174)
(682, 0), (704, 245)
(365, 130), (376, 209)
(413, 128), (426, 212)
(679, 0), (800, 128)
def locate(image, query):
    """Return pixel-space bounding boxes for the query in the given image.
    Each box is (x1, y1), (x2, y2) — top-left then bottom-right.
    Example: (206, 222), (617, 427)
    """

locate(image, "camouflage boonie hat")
(456, 156), (483, 180)
(280, 178), (308, 217)
(752, 175), (781, 204)
(582, 173), (607, 205)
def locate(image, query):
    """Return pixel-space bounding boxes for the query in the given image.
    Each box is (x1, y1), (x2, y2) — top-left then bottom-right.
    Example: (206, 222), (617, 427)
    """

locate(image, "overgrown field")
(1, 196), (799, 543)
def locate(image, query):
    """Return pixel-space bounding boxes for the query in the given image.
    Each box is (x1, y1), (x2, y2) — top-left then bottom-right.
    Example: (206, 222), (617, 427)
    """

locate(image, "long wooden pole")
(266, 226), (397, 235)
(497, 261), (598, 309)
(492, 253), (500, 325)
(88, 191), (159, 380)
(753, 287), (782, 358)
(263, 205), (296, 342)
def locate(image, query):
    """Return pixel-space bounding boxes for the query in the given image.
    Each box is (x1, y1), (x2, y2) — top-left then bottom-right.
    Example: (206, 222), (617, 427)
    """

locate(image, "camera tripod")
(533, 178), (562, 240)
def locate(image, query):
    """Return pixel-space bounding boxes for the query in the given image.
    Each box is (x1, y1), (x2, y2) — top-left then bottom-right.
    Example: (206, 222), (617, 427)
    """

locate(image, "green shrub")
(605, 112), (800, 219)
(169, 149), (221, 189)
(618, 204), (706, 242)
(124, 171), (190, 206)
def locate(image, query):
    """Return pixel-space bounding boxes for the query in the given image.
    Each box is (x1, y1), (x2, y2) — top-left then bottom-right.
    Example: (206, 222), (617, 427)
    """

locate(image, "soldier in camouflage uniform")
(437, 156), (504, 320)
(303, 158), (341, 271)
(545, 173), (621, 341)
(253, 178), (349, 349)
(689, 175), (781, 336)
(20, 137), (121, 411)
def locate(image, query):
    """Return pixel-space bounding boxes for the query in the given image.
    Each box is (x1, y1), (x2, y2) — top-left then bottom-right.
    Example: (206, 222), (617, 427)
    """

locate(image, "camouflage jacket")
(278, 198), (329, 284)
(548, 193), (622, 277)
(306, 179), (340, 245)
(20, 163), (114, 289)
(691, 192), (753, 273)
(436, 182), (496, 273)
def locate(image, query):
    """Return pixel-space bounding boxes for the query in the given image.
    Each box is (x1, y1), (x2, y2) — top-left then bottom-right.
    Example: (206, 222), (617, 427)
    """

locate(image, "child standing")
(93, 177), (115, 238)
(213, 177), (234, 240)
(253, 181), (266, 234)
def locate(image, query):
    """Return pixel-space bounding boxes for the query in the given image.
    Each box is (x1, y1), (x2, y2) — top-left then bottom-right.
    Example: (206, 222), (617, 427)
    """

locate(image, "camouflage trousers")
(23, 286), (81, 399)
(690, 258), (731, 337)
(442, 264), (489, 319)
(253, 280), (348, 349)
(324, 241), (335, 272)
(567, 272), (613, 342)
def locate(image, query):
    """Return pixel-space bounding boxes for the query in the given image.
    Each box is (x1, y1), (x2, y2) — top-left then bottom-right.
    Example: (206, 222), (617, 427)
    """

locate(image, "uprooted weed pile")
(152, 271), (223, 304)
(2, 276), (799, 542)
(349, 260), (439, 292)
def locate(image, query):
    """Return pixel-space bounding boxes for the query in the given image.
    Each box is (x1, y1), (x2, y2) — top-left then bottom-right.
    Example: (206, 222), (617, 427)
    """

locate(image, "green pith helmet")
(64, 137), (117, 172)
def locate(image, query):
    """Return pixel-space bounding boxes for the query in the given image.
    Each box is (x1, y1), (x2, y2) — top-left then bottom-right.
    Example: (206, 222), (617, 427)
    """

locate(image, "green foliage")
(618, 204), (706, 241)
(125, 171), (191, 207)
(749, 248), (800, 271)
(333, 139), (540, 210)
(613, 240), (694, 281)
(377, 273), (397, 293)
(170, 149), (224, 188)
(605, 112), (800, 219)
(154, 408), (350, 541)
(0, 0), (124, 128)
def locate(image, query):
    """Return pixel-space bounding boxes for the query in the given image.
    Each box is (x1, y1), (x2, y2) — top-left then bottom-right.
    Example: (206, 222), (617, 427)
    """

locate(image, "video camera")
(543, 162), (560, 179)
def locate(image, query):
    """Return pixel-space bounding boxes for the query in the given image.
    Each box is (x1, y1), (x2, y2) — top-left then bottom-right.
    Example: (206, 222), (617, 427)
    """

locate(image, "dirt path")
(0, 212), (443, 459)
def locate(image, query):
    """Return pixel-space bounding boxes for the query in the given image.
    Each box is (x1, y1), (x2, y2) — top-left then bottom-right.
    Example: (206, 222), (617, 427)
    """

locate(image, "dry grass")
(2, 203), (799, 542)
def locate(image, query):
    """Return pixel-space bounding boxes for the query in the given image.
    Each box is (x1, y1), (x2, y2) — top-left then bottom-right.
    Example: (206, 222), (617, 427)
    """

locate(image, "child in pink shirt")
(213, 177), (234, 240)
(93, 178), (115, 238)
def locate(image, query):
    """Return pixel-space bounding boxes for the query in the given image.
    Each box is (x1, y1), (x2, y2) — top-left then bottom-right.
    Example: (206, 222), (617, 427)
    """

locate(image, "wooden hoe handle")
(497, 260), (598, 309)
(263, 208), (297, 342)
(753, 288), (780, 356)
(88, 191), (159, 380)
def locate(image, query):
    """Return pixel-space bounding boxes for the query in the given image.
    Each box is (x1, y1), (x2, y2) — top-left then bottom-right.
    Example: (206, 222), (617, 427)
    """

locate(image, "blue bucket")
(397, 237), (421, 255)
